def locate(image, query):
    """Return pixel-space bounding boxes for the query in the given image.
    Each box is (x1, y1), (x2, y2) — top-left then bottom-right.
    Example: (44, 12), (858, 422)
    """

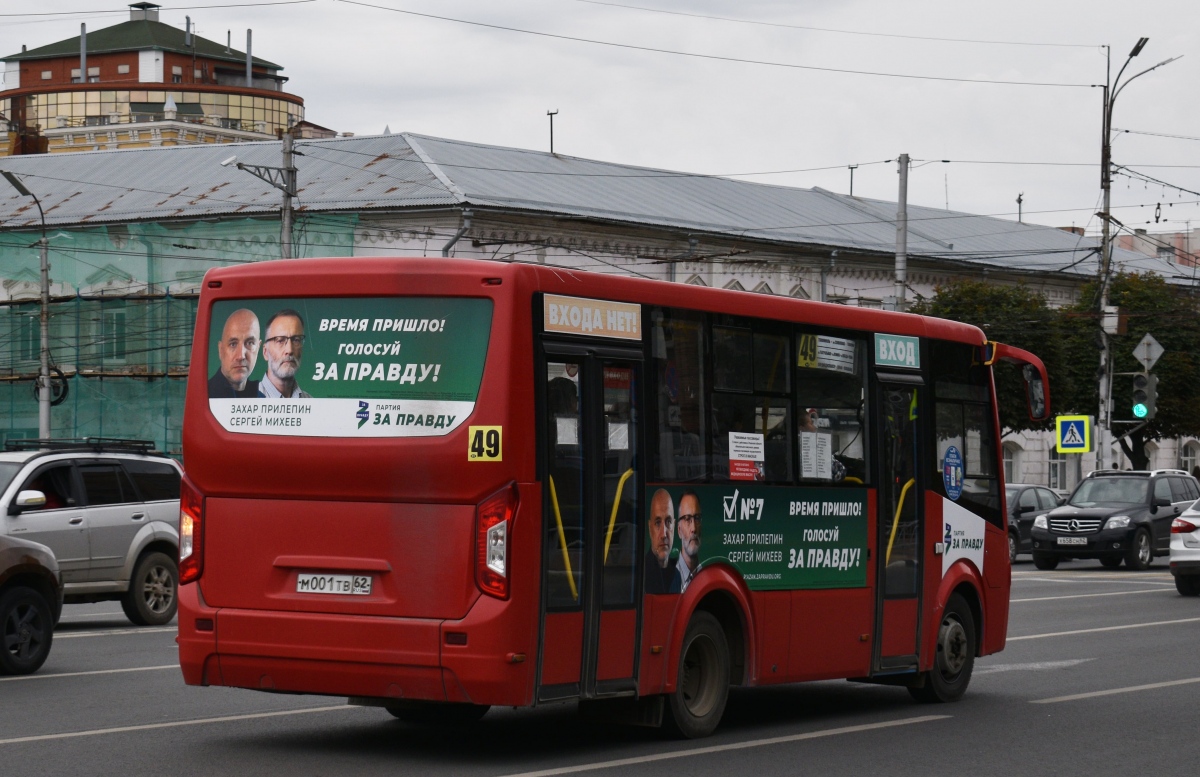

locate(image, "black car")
(1005, 483), (1063, 563)
(0, 533), (63, 675)
(1030, 469), (1200, 571)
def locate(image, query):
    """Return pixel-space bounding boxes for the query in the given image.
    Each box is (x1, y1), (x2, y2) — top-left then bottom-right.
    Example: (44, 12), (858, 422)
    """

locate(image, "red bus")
(178, 257), (1049, 737)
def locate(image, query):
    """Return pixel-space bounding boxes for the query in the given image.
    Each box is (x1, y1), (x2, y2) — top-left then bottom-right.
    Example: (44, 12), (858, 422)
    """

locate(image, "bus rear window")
(206, 297), (492, 437)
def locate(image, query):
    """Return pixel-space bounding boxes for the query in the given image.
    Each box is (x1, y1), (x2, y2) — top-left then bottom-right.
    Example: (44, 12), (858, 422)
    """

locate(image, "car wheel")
(1175, 575), (1200, 597)
(121, 551), (178, 626)
(1032, 553), (1059, 571)
(1099, 555), (1123, 569)
(909, 593), (975, 703)
(1007, 532), (1019, 564)
(0, 586), (54, 676)
(1124, 529), (1152, 571)
(665, 611), (730, 738)
(385, 701), (490, 726)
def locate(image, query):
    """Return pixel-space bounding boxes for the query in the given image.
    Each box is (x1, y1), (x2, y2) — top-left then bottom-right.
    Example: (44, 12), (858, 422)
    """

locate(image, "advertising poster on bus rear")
(206, 297), (492, 437)
(644, 484), (868, 592)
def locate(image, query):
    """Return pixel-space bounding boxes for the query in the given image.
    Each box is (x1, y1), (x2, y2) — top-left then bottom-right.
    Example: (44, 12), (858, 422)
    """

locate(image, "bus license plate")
(296, 573), (372, 595)
(1056, 537), (1087, 546)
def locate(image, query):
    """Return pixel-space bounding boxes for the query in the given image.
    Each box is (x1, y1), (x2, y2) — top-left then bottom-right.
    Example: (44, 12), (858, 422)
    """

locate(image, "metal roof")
(0, 131), (1187, 283)
(3, 19), (280, 69)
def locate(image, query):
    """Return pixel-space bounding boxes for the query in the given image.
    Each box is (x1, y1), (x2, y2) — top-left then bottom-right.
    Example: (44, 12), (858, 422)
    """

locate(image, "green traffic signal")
(1131, 372), (1158, 420)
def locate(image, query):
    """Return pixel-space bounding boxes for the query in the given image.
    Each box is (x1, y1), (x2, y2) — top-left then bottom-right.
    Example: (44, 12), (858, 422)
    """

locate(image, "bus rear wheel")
(666, 611), (730, 739)
(908, 594), (975, 704)
(385, 701), (489, 727)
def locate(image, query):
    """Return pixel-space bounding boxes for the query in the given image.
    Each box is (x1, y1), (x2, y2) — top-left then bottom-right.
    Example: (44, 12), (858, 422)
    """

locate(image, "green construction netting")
(0, 214), (356, 456)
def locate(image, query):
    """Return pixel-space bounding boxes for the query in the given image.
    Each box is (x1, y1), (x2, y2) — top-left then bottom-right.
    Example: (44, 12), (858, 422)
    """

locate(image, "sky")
(3, 1), (1198, 242)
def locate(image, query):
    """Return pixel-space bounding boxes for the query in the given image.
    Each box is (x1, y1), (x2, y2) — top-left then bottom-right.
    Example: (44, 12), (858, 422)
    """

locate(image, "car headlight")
(1104, 515), (1131, 530)
(1033, 516), (1048, 530)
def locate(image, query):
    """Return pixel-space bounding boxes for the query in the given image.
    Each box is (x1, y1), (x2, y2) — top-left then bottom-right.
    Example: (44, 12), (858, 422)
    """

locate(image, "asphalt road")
(5, 559), (1199, 776)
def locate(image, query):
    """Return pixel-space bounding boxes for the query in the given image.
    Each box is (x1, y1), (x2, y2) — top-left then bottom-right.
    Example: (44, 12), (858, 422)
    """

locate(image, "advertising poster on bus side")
(644, 484), (868, 593)
(206, 297), (492, 437)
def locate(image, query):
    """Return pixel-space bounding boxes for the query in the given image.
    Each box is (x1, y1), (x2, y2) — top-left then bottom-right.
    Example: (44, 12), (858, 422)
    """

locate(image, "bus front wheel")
(908, 594), (975, 704)
(666, 611), (730, 738)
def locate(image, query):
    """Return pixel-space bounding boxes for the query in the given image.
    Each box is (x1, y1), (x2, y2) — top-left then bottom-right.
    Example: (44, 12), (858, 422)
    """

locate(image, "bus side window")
(795, 332), (869, 485)
(650, 309), (707, 482)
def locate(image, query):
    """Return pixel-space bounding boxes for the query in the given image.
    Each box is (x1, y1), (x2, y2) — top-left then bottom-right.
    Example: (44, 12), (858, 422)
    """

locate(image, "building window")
(41, 71), (52, 80)
(1158, 246), (1176, 260)
(17, 313), (37, 361)
(1181, 442), (1200, 477)
(102, 301), (127, 360)
(1003, 442), (1022, 484)
(117, 64), (130, 75)
(1048, 448), (1067, 491)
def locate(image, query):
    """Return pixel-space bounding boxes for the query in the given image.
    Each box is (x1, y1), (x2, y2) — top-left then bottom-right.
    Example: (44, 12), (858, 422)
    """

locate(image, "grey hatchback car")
(0, 439), (181, 626)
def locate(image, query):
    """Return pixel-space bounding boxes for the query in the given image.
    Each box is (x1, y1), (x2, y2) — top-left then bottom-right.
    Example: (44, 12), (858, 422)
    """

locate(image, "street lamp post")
(219, 129), (298, 259)
(1096, 39), (1180, 470)
(2, 170), (51, 439)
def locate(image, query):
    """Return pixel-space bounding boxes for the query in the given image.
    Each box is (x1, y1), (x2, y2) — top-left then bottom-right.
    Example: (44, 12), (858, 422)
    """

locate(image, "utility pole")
(547, 110), (558, 154)
(894, 153), (909, 311)
(2, 171), (51, 438)
(281, 129), (296, 259)
(1096, 38), (1179, 471)
(220, 129), (299, 259)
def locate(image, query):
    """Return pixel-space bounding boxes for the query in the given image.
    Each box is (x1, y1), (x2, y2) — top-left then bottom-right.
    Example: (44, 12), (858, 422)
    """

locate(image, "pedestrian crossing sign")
(1056, 415), (1092, 453)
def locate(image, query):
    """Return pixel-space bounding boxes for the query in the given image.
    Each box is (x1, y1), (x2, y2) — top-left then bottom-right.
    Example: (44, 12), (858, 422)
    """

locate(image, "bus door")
(538, 343), (642, 701)
(873, 374), (924, 673)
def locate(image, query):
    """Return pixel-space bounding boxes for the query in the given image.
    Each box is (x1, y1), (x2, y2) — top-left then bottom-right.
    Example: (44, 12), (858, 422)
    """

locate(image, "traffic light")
(1132, 372), (1159, 420)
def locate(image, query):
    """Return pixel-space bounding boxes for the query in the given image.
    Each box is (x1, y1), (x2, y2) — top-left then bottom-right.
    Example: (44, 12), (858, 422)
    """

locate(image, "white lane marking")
(974, 659), (1094, 675)
(1033, 677), (1200, 704)
(0, 705), (354, 746)
(1012, 575), (1173, 586)
(1012, 588), (1173, 603)
(0, 665), (177, 683)
(1009, 617), (1200, 641)
(500, 715), (951, 777)
(55, 627), (175, 639)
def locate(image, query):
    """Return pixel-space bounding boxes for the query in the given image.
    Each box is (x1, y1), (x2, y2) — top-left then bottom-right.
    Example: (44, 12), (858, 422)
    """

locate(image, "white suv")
(0, 439), (181, 626)
(1170, 499), (1200, 596)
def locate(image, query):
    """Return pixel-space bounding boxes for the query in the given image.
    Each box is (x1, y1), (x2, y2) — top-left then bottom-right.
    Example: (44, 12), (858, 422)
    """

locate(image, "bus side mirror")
(1023, 365), (1048, 421)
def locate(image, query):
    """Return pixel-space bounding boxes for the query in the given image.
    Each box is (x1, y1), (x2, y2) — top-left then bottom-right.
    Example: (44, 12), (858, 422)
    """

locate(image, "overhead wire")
(334, 0), (1099, 88)
(569, 0), (1099, 49)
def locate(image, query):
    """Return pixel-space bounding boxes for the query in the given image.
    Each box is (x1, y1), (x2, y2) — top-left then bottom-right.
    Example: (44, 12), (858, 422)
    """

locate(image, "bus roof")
(202, 256), (986, 346)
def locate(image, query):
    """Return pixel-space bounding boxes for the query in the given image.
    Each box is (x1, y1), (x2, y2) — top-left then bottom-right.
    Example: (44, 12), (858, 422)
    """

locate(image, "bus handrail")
(603, 468), (635, 564)
(548, 475), (579, 601)
(885, 478), (916, 566)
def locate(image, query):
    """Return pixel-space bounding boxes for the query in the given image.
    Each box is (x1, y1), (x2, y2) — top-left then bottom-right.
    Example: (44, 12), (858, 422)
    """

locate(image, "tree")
(910, 281), (1070, 435)
(1069, 273), (1200, 469)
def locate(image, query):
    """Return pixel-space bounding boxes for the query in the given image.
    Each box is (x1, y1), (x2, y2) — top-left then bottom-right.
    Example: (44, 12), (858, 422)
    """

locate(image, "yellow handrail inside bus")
(548, 475), (579, 601)
(843, 476), (864, 484)
(603, 468), (635, 564)
(885, 478), (916, 566)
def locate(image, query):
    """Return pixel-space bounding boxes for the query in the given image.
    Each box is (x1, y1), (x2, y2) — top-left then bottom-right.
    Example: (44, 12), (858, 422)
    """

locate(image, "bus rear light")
(476, 483), (518, 599)
(1172, 518), (1198, 534)
(179, 476), (205, 584)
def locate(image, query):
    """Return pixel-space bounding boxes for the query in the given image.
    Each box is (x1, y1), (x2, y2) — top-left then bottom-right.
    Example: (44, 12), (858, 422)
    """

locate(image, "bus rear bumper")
(177, 583), (533, 706)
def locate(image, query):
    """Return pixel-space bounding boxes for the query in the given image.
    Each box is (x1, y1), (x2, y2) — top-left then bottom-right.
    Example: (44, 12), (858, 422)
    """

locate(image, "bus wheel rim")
(680, 635), (719, 717)
(937, 616), (968, 678)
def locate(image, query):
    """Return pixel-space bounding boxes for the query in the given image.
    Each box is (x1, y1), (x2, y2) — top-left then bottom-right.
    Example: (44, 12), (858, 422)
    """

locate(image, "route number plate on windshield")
(1056, 537), (1087, 546)
(296, 573), (372, 595)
